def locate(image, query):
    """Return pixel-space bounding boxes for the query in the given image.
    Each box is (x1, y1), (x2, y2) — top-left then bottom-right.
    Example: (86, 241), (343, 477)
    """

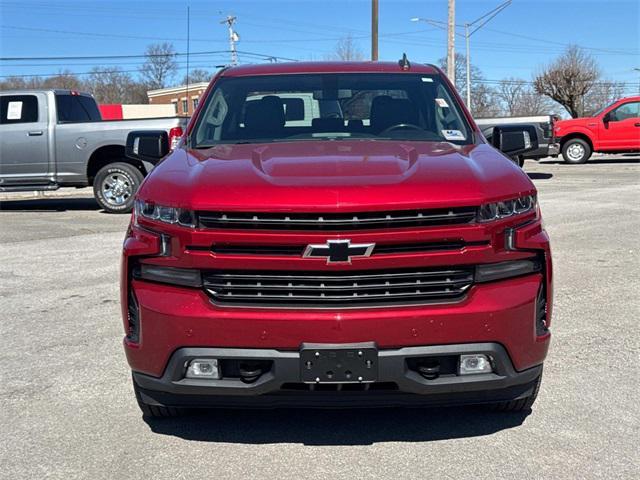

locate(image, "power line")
(0, 49), (298, 63)
(3, 22), (637, 58)
(483, 27), (638, 56)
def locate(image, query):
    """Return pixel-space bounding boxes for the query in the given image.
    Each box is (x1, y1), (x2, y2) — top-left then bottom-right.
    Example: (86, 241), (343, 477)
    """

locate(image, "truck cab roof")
(0, 88), (94, 97)
(220, 61), (441, 77)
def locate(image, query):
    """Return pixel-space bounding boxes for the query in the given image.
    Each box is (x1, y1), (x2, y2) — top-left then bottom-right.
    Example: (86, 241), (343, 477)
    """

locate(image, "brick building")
(146, 82), (210, 116)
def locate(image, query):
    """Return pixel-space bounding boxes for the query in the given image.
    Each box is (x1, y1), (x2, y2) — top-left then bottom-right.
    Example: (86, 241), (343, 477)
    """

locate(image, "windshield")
(191, 73), (472, 147)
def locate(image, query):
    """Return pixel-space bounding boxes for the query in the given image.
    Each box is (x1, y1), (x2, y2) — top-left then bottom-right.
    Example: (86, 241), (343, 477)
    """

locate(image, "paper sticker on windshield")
(442, 129), (466, 141)
(435, 98), (449, 108)
(421, 77), (434, 82)
(7, 101), (23, 120)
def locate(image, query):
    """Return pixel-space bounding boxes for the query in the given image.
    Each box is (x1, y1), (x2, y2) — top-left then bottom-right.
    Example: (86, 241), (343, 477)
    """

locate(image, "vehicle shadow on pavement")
(144, 406), (530, 445)
(527, 172), (553, 180)
(539, 156), (640, 165)
(0, 197), (100, 212)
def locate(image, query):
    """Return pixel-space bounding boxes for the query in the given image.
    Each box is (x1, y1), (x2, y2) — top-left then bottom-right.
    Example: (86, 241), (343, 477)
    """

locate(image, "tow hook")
(418, 362), (440, 380)
(239, 362), (264, 383)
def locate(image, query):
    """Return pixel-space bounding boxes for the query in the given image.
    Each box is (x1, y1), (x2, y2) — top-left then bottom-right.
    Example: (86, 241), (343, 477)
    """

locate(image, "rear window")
(0, 95), (39, 124)
(192, 73), (472, 147)
(55, 94), (102, 123)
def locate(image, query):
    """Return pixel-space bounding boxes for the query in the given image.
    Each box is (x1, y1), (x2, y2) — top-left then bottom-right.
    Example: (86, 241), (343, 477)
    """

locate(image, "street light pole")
(411, 1), (512, 114)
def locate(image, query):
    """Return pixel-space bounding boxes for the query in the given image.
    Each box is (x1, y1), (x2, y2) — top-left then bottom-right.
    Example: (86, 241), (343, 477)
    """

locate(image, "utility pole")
(465, 22), (470, 108)
(371, 0), (379, 61)
(447, 0), (455, 85)
(411, 1), (512, 113)
(221, 15), (239, 66)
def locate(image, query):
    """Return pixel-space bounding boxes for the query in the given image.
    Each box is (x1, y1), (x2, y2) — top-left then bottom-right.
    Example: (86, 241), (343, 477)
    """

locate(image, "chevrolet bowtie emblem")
(303, 239), (375, 264)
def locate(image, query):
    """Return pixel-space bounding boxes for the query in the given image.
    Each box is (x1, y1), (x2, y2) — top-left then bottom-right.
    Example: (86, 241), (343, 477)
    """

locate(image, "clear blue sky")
(0, 0), (638, 91)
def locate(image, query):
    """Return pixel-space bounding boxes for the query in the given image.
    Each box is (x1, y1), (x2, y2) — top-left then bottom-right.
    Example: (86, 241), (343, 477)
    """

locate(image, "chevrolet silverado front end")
(121, 61), (552, 417)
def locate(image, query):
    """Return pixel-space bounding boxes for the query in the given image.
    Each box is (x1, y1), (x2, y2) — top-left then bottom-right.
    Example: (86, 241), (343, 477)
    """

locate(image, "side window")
(195, 89), (228, 145)
(0, 95), (39, 124)
(56, 94), (101, 123)
(611, 102), (640, 121)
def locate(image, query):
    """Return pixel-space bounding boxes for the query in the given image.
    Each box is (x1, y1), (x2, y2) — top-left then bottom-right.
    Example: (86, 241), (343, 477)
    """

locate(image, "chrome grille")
(197, 207), (477, 230)
(203, 267), (474, 308)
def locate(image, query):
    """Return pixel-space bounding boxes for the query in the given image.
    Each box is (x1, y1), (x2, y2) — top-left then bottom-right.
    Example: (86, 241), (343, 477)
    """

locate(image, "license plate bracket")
(300, 342), (378, 383)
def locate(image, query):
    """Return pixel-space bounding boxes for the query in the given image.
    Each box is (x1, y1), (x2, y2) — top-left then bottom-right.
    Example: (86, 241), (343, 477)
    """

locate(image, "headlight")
(134, 199), (196, 228)
(477, 194), (536, 222)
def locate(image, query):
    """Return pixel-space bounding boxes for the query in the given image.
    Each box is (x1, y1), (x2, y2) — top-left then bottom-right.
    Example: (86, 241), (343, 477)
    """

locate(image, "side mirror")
(125, 130), (169, 164)
(492, 124), (539, 156)
(603, 112), (612, 123)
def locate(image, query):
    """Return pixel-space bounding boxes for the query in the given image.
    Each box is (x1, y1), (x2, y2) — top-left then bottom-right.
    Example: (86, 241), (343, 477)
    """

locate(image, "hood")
(555, 117), (595, 129)
(139, 140), (534, 211)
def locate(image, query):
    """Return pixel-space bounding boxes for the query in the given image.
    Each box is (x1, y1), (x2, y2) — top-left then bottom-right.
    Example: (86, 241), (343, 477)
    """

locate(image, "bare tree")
(534, 45), (599, 118)
(471, 83), (501, 118)
(84, 67), (149, 104)
(439, 53), (499, 117)
(41, 70), (83, 90)
(139, 42), (178, 90)
(439, 53), (482, 98)
(496, 78), (554, 116)
(496, 78), (526, 116)
(85, 68), (130, 104)
(326, 35), (365, 61)
(1, 72), (82, 91)
(0, 76), (31, 90)
(181, 68), (212, 85)
(583, 81), (626, 116)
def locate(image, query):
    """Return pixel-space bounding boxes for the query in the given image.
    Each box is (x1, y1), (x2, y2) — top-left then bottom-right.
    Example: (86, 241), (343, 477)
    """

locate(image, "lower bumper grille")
(203, 267), (474, 308)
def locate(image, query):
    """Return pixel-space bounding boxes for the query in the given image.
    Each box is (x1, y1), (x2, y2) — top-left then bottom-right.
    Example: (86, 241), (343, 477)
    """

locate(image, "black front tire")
(486, 369), (543, 412)
(93, 161), (144, 213)
(133, 376), (187, 418)
(561, 138), (591, 164)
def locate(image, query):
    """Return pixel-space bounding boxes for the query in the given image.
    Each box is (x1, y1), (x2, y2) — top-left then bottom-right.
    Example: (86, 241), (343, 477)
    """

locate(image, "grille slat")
(198, 208), (476, 230)
(203, 267), (473, 308)
(206, 241), (479, 256)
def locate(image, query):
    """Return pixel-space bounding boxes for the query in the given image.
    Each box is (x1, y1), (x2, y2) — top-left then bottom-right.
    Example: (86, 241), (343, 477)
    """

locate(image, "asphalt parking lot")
(1, 155), (639, 480)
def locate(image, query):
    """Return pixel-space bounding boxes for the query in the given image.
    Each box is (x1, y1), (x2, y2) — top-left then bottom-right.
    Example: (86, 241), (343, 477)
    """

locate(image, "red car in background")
(555, 96), (640, 163)
(121, 61), (552, 417)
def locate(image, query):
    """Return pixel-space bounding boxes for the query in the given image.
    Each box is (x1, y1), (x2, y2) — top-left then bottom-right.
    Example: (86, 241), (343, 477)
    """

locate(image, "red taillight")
(169, 127), (184, 150)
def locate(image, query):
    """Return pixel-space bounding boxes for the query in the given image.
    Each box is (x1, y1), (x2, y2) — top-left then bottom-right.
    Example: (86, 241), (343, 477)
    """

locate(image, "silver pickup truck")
(0, 89), (187, 212)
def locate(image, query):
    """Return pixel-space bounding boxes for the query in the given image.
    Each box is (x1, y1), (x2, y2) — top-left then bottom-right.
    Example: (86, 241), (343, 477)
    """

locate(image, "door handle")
(28, 130), (43, 136)
(634, 123), (640, 127)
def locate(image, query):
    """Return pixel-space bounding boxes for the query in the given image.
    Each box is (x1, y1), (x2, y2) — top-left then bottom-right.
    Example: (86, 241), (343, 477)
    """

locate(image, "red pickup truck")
(555, 96), (640, 163)
(121, 61), (552, 417)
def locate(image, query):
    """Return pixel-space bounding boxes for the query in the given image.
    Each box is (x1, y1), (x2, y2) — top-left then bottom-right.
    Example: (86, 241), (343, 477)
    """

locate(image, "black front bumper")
(133, 343), (542, 409)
